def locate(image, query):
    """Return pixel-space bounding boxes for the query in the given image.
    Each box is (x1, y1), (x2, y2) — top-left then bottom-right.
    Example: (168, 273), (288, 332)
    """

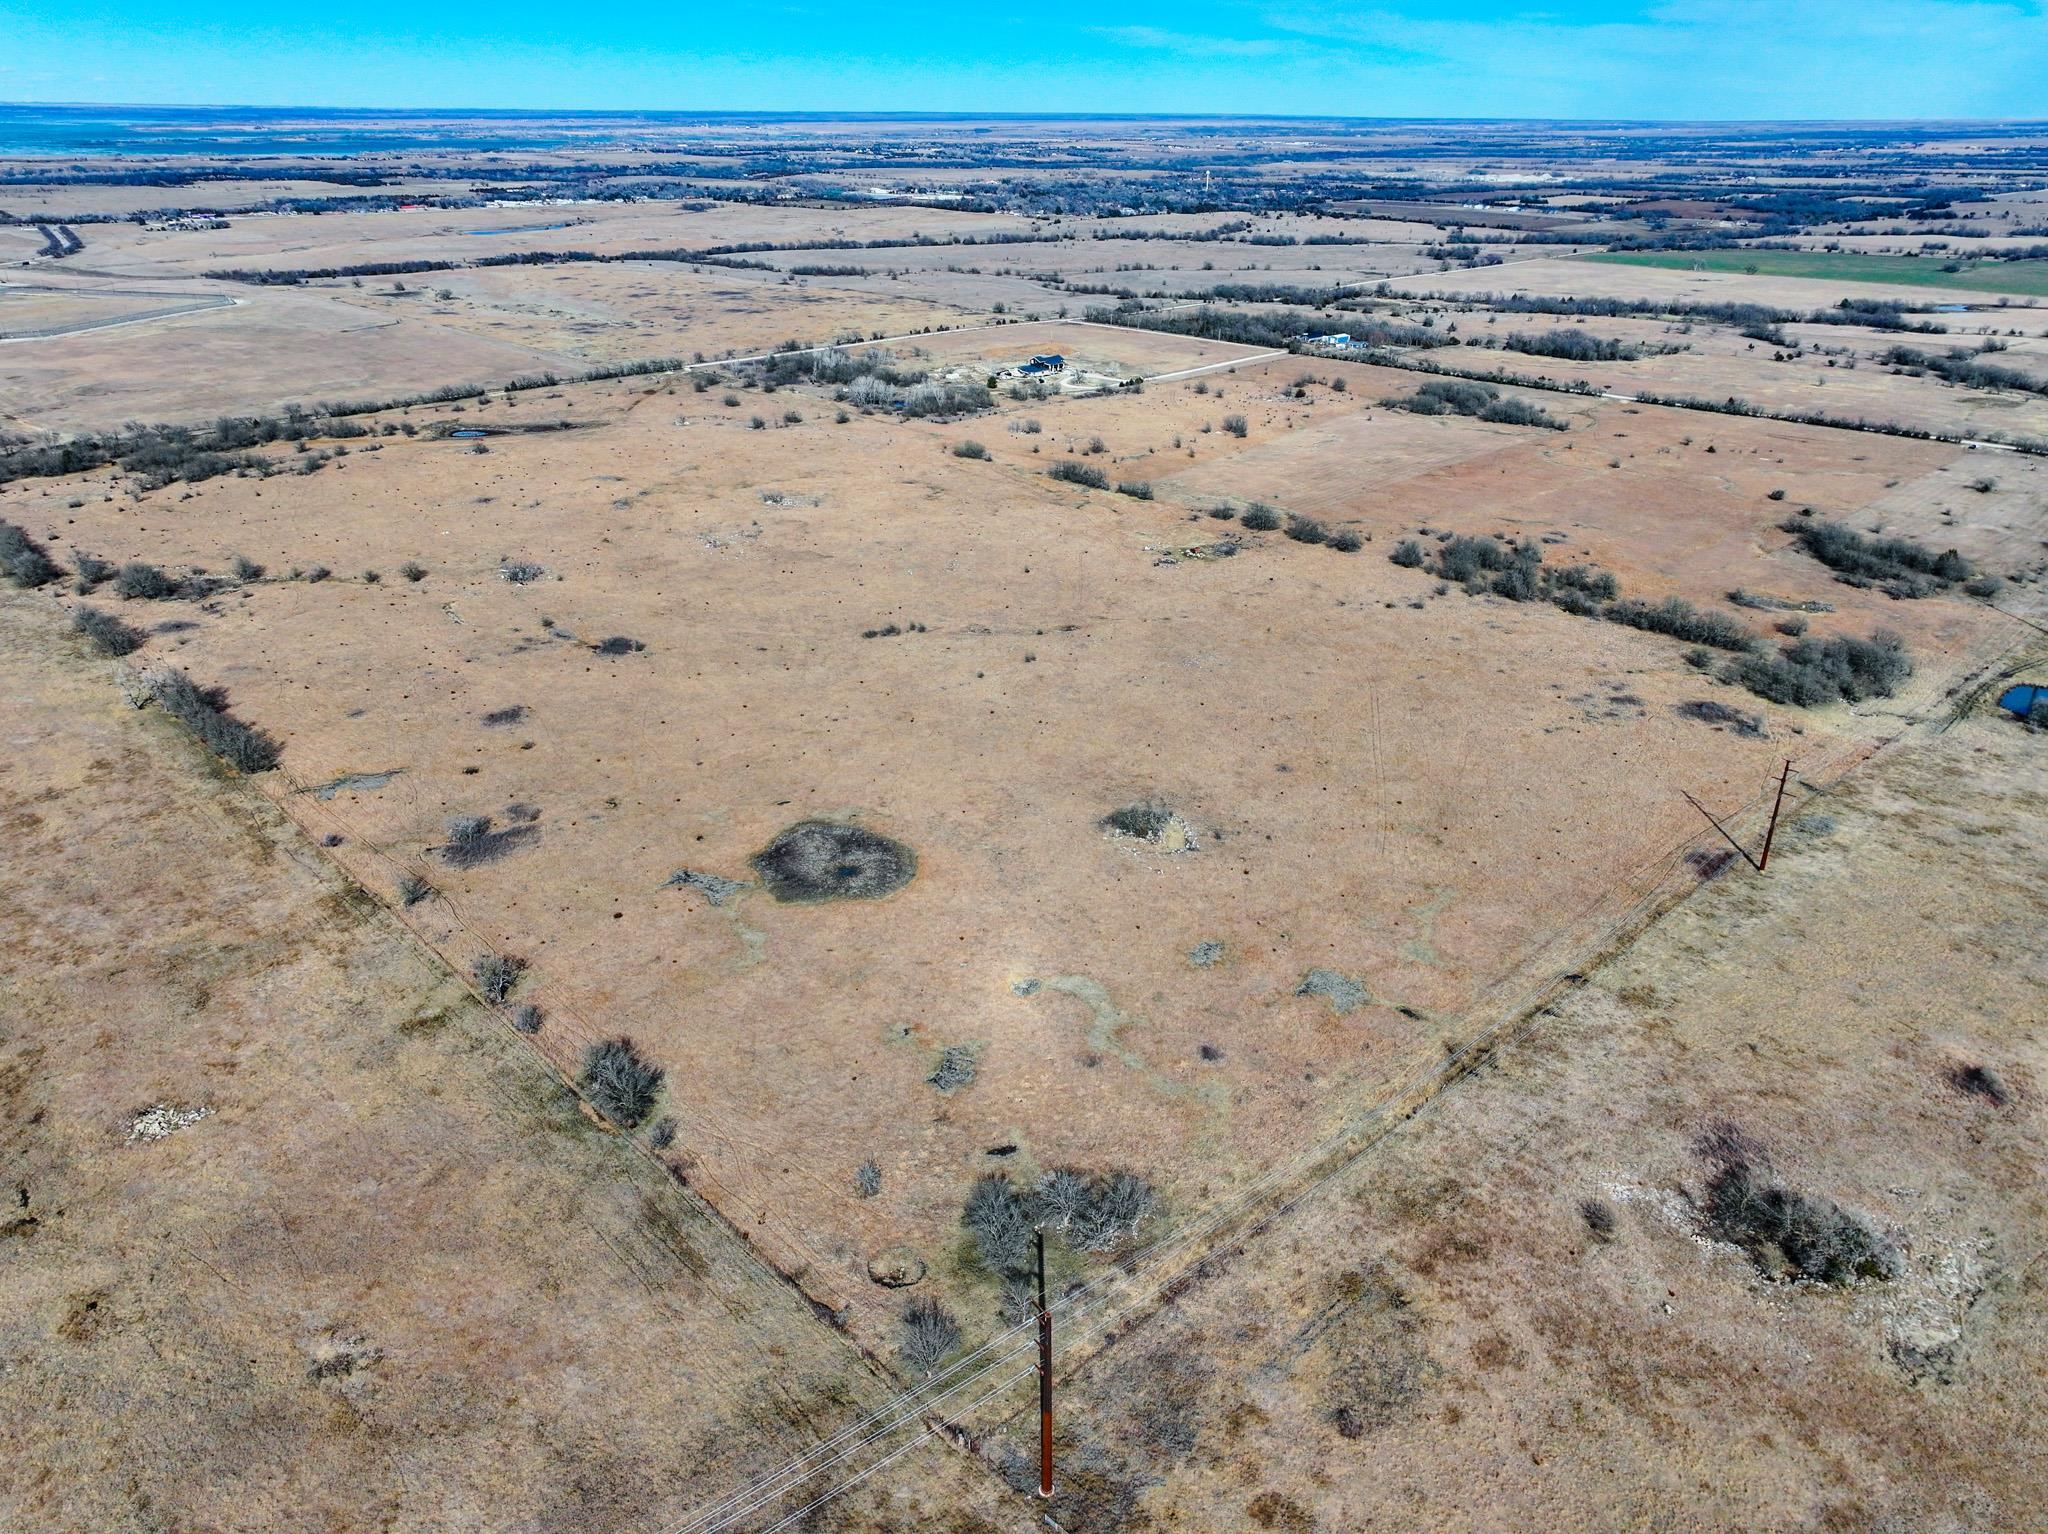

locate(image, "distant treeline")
(1396, 289), (1948, 334)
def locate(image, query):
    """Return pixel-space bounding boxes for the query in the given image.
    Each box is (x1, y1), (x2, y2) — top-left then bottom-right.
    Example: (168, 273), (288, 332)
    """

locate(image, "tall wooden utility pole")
(1757, 758), (1793, 872)
(1036, 1230), (1055, 1499)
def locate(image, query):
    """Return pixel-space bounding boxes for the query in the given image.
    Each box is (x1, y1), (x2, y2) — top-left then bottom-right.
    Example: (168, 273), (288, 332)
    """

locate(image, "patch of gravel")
(128, 1103), (211, 1142)
(664, 868), (750, 906)
(1296, 968), (1370, 1016)
(927, 1044), (980, 1093)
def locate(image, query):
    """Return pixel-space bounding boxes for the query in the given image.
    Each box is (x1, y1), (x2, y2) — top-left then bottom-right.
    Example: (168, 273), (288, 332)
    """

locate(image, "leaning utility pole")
(1035, 1229), (1055, 1499)
(1757, 758), (1793, 872)
(1682, 757), (1798, 876)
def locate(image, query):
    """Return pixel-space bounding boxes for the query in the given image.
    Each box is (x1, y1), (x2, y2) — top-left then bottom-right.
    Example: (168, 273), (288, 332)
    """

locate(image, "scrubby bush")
(962, 1172), (1037, 1277)
(854, 1160), (882, 1198)
(1722, 630), (1911, 706)
(396, 872), (434, 907)
(303, 564), (331, 583)
(146, 668), (281, 772)
(448, 814), (492, 849)
(1239, 503), (1281, 532)
(230, 554), (265, 581)
(0, 520), (61, 588)
(952, 440), (989, 459)
(400, 561), (427, 582)
(898, 1295), (962, 1375)
(1386, 378), (1565, 429)
(1782, 519), (1970, 597)
(1116, 480), (1154, 500)
(73, 605), (145, 657)
(1048, 460), (1108, 489)
(1284, 514), (1330, 545)
(1604, 597), (1755, 652)
(472, 952), (525, 1005)
(591, 635), (646, 656)
(512, 1003), (543, 1034)
(71, 551), (113, 592)
(580, 1036), (664, 1128)
(1697, 1123), (1898, 1285)
(115, 561), (176, 600)
(1329, 530), (1364, 553)
(1222, 414), (1248, 438)
(1390, 538), (1426, 568)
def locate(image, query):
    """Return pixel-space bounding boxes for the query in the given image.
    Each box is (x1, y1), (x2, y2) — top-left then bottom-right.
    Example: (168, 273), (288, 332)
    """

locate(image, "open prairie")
(5, 110), (2047, 1534)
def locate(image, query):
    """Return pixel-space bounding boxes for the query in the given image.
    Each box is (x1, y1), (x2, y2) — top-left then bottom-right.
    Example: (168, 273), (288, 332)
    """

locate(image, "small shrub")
(304, 564), (331, 583)
(1222, 414), (1248, 438)
(1328, 530), (1364, 553)
(1390, 538), (1426, 568)
(581, 1036), (664, 1128)
(748, 415), (766, 431)
(1775, 616), (1808, 636)
(1048, 460), (1108, 489)
(854, 1160), (882, 1198)
(115, 561), (176, 600)
(722, 393), (740, 407)
(648, 1116), (678, 1149)
(230, 553), (265, 581)
(362, 569), (381, 584)
(1283, 514), (1329, 545)
(397, 872), (434, 907)
(1697, 1123), (1898, 1285)
(498, 560), (543, 584)
(1207, 506), (1235, 521)
(591, 635), (646, 656)
(73, 606), (145, 657)
(1102, 802), (1175, 841)
(511, 1002), (543, 1034)
(898, 1294), (962, 1375)
(448, 814), (492, 849)
(782, 410), (803, 425)
(1580, 1197), (1617, 1239)
(1116, 480), (1154, 500)
(952, 440), (989, 459)
(472, 952), (525, 1005)
(1767, 488), (1787, 501)
(1239, 503), (1281, 532)
(0, 520), (60, 588)
(71, 551), (113, 592)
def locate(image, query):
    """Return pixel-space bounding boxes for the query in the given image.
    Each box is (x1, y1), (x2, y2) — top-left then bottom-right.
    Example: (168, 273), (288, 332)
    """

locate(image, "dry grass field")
(5, 117), (2047, 1534)
(0, 596), (1026, 1534)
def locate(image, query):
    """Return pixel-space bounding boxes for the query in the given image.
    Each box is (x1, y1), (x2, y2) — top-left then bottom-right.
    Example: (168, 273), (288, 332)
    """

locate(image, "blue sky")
(2, 0), (2044, 118)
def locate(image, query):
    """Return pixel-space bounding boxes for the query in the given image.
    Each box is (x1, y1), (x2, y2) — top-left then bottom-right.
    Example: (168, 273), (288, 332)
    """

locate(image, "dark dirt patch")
(749, 820), (916, 903)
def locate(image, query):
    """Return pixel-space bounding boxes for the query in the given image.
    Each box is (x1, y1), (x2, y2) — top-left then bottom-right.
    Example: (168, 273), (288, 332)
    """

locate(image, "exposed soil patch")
(748, 820), (916, 903)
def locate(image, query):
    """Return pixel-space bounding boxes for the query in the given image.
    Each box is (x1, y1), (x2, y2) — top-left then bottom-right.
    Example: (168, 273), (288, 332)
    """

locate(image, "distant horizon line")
(3, 101), (2044, 128)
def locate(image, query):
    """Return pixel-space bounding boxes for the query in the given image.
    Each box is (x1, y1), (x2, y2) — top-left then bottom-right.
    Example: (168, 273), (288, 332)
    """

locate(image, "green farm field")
(1588, 248), (2048, 296)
